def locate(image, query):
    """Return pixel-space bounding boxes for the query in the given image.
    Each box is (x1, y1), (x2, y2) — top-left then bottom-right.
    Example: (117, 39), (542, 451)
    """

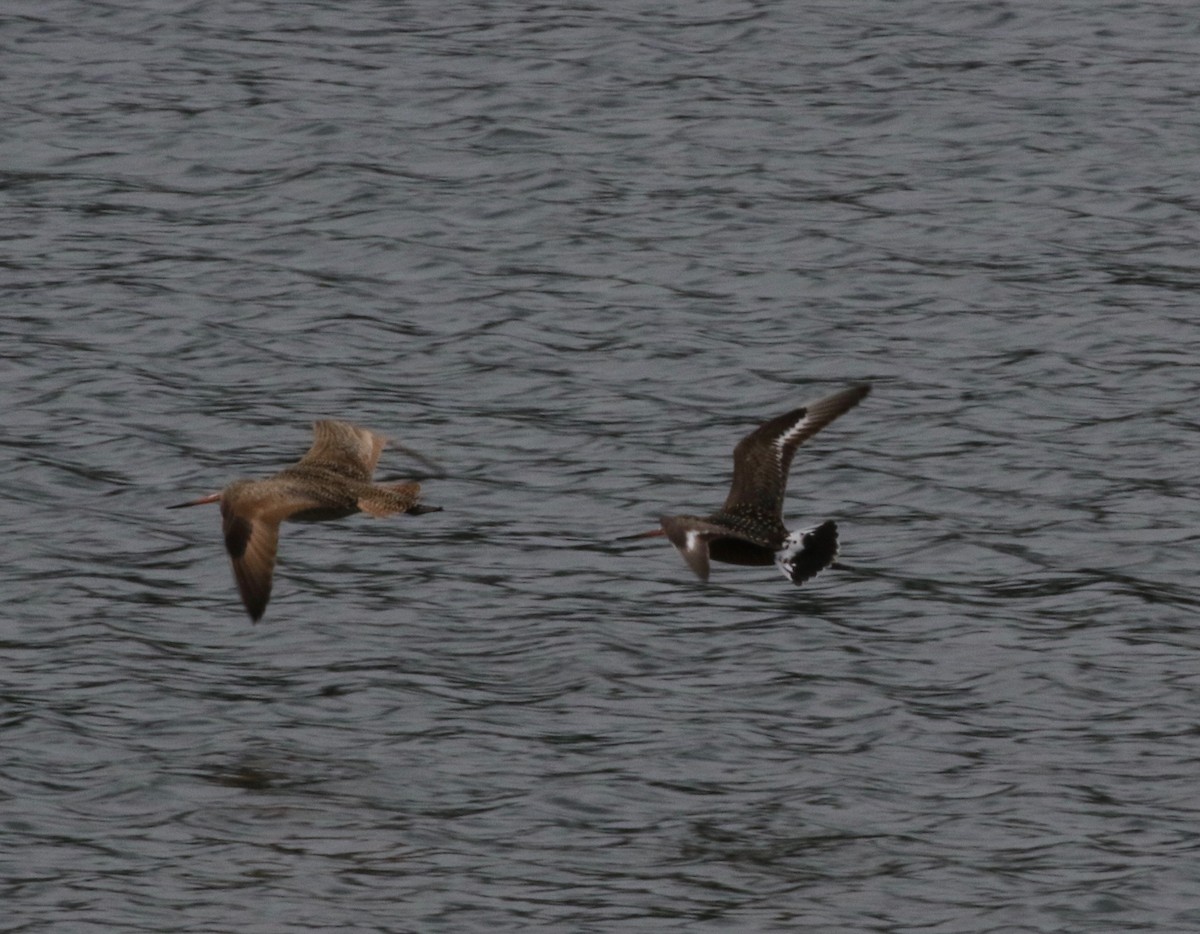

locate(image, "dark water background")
(4, 1), (1200, 930)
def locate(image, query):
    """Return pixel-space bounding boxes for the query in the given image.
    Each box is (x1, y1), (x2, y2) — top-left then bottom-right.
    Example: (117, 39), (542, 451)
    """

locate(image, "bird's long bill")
(167, 492), (222, 509)
(618, 528), (666, 541)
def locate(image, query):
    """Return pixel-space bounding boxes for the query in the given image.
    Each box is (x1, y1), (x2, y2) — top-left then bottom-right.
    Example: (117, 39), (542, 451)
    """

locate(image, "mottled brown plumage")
(642, 384), (870, 584)
(170, 420), (438, 621)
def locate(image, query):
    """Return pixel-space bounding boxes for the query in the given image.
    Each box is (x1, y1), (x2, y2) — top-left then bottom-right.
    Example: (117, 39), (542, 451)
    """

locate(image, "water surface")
(3, 1), (1200, 930)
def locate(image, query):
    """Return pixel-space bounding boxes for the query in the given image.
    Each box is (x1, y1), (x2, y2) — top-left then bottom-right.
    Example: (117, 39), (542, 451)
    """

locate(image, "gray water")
(4, 1), (1200, 930)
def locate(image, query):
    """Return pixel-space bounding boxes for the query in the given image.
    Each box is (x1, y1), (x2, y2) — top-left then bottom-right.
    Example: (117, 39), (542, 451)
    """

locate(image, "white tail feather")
(774, 520), (840, 585)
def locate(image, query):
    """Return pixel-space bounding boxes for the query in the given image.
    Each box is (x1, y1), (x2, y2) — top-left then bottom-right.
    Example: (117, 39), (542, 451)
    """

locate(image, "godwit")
(635, 384), (870, 584)
(169, 419), (440, 621)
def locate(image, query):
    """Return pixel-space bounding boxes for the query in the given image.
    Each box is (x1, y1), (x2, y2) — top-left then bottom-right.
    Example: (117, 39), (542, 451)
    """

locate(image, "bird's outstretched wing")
(221, 502), (281, 623)
(297, 420), (386, 482)
(722, 384), (870, 520)
(219, 481), (328, 621)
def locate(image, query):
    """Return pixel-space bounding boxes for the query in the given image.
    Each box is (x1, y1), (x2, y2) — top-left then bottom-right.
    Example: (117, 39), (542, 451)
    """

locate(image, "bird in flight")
(635, 384), (870, 585)
(170, 420), (440, 621)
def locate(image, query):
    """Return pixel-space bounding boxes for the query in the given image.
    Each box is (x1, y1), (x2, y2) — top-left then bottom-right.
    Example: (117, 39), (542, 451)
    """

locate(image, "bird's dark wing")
(722, 384), (870, 519)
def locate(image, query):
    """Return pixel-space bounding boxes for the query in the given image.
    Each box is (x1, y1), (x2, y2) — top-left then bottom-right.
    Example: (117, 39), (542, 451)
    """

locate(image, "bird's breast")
(709, 537), (775, 567)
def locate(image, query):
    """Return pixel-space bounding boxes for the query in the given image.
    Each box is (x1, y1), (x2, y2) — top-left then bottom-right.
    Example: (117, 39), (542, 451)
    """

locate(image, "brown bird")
(635, 384), (870, 584)
(169, 420), (440, 621)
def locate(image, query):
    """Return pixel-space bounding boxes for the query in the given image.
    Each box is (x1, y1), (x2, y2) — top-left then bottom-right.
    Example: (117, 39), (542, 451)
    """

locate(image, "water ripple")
(5, 0), (1200, 930)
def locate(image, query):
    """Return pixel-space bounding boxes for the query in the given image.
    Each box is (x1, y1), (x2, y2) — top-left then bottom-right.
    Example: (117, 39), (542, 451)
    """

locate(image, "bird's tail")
(774, 520), (839, 585)
(386, 481), (443, 513)
(357, 481), (429, 518)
